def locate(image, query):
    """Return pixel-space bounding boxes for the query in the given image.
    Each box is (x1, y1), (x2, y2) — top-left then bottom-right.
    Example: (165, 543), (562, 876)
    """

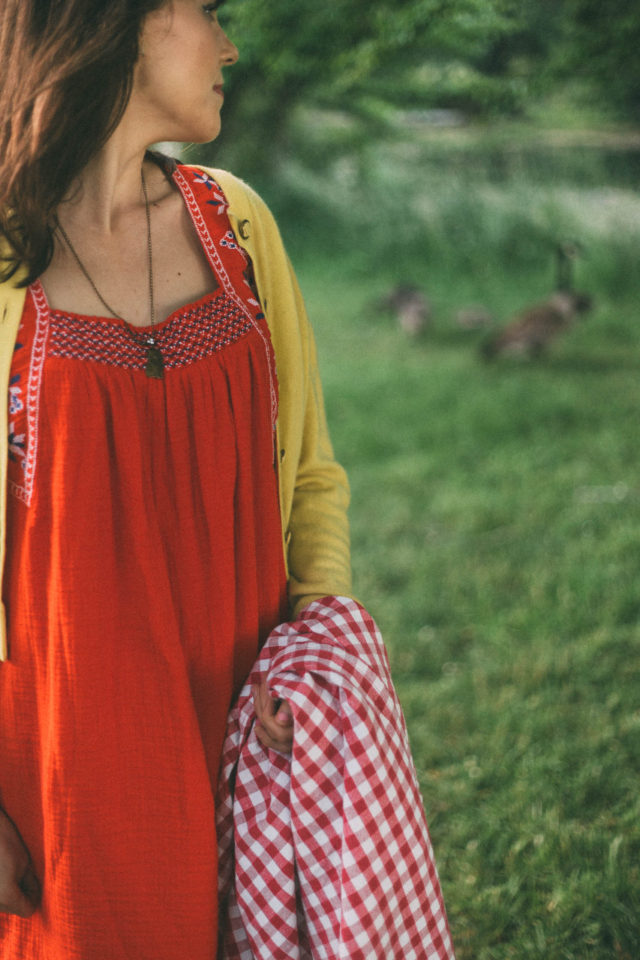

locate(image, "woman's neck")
(58, 120), (173, 238)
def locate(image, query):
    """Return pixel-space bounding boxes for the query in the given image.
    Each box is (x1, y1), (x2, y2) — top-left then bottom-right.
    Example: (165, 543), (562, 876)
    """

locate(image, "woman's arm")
(205, 169), (353, 750)
(206, 168), (353, 613)
(281, 260), (352, 616)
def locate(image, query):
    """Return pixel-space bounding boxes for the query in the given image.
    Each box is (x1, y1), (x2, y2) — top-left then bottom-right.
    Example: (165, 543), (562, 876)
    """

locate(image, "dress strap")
(170, 164), (279, 431)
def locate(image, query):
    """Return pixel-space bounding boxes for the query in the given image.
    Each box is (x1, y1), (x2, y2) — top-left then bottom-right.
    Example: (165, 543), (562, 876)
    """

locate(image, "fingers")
(0, 858), (40, 917)
(19, 864), (41, 913)
(252, 679), (294, 755)
(0, 808), (40, 917)
(274, 699), (293, 726)
(1, 872), (40, 918)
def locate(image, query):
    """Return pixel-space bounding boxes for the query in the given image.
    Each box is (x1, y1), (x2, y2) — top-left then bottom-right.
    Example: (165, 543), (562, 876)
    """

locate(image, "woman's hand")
(252, 679), (294, 755)
(0, 808), (40, 917)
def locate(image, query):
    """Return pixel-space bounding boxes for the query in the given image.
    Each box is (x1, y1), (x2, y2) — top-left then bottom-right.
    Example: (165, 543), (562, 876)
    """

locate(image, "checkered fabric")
(217, 596), (455, 960)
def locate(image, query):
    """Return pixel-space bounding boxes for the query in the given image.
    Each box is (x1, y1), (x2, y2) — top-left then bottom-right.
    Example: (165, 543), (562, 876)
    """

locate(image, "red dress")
(0, 165), (288, 959)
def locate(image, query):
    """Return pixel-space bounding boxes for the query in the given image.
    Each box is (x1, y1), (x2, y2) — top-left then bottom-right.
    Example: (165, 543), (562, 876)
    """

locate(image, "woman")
(0, 1), (352, 955)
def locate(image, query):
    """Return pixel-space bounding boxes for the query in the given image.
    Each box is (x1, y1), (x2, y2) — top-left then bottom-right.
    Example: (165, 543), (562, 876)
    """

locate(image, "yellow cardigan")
(0, 166), (352, 659)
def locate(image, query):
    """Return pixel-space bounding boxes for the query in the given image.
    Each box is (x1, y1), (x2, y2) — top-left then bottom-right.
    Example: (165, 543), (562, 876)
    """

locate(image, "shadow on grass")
(404, 330), (640, 374)
(544, 352), (640, 374)
(373, 326), (640, 375)
(472, 350), (640, 374)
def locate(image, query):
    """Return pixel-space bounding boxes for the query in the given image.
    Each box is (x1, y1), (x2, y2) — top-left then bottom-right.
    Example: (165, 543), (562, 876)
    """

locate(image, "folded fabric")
(217, 596), (456, 960)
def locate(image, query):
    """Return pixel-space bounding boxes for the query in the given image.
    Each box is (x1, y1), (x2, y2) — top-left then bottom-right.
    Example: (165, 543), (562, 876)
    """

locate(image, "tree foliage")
(560, 0), (640, 120)
(207, 0), (520, 174)
(202, 0), (640, 178)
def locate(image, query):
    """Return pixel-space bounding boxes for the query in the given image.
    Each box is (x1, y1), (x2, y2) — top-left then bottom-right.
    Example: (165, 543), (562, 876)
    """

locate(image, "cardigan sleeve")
(205, 168), (352, 615)
(283, 260), (353, 616)
(0, 267), (28, 659)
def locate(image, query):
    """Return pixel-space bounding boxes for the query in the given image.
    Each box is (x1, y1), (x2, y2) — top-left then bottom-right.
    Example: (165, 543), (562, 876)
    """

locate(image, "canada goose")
(481, 291), (592, 359)
(378, 284), (431, 337)
(481, 242), (592, 359)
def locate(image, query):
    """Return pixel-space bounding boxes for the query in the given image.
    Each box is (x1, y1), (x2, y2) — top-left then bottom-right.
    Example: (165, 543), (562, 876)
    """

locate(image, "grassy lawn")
(280, 130), (640, 957)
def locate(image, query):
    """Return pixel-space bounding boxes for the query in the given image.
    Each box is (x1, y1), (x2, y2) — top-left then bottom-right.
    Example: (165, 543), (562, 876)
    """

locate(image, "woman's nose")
(220, 27), (239, 66)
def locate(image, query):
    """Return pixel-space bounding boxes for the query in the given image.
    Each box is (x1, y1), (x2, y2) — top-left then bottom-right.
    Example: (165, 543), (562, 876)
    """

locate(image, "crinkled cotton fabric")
(0, 165), (288, 959)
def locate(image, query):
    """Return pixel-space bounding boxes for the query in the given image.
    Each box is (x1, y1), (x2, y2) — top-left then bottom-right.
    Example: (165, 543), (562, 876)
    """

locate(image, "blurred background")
(190, 1), (639, 955)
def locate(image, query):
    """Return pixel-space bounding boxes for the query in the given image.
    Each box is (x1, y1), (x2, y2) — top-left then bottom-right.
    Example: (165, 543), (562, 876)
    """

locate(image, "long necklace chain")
(56, 167), (164, 379)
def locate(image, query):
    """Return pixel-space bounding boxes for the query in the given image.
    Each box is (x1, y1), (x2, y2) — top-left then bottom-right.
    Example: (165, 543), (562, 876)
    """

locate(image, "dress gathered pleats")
(0, 165), (288, 960)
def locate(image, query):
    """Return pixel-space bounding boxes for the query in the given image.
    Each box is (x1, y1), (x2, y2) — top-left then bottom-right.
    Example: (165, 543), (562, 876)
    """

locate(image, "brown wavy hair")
(0, 0), (168, 286)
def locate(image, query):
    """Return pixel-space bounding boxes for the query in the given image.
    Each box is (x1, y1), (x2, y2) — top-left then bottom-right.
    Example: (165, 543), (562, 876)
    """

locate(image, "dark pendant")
(145, 344), (164, 379)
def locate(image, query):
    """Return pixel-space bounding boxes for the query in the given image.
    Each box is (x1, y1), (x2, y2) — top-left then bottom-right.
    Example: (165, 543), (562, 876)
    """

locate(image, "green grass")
(280, 131), (640, 957)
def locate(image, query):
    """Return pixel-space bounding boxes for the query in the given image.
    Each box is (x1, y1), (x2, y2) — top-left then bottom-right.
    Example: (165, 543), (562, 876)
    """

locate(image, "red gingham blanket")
(217, 596), (456, 959)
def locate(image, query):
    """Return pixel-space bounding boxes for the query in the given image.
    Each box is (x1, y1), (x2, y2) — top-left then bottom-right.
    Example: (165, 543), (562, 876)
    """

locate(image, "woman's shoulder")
(183, 164), (277, 230)
(146, 151), (281, 247)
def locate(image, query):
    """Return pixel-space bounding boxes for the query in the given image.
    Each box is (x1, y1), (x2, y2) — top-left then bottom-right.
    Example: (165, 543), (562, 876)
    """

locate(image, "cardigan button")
(280, 449), (286, 462)
(238, 219), (251, 240)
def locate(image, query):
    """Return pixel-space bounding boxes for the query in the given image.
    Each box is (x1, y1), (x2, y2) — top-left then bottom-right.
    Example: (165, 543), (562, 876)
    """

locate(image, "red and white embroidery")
(173, 166), (279, 431)
(7, 166), (281, 502)
(8, 285), (49, 505)
(217, 596), (456, 960)
(47, 293), (253, 370)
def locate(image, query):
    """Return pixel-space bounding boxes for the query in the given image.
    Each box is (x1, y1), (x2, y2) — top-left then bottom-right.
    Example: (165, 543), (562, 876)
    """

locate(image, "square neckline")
(33, 154), (224, 333)
(38, 283), (226, 335)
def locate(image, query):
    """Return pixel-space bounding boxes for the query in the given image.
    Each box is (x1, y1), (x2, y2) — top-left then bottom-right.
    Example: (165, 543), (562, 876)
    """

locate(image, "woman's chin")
(194, 127), (222, 146)
(189, 116), (223, 145)
(157, 116), (222, 148)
